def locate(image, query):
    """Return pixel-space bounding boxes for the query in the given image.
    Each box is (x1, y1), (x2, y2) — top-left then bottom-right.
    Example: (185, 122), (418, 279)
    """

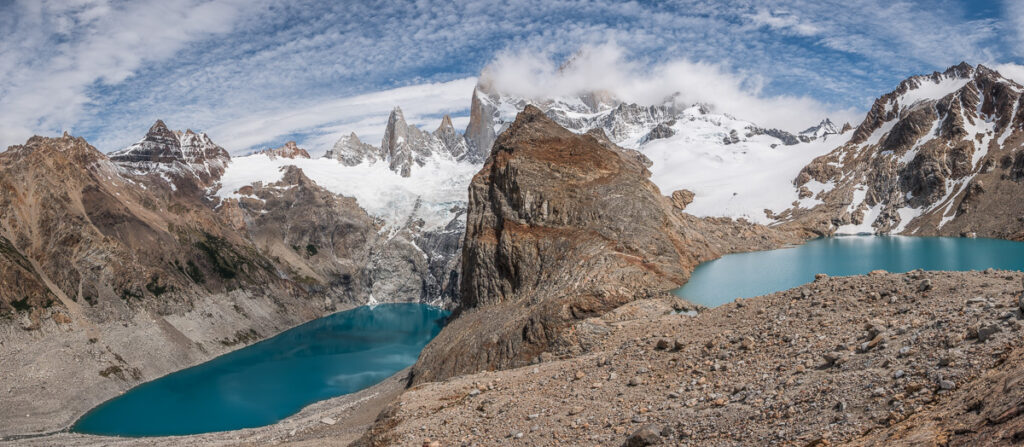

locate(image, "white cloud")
(0, 0), (1011, 153)
(992, 63), (1024, 85)
(0, 0), (254, 149)
(207, 77), (477, 155)
(481, 42), (862, 131)
(746, 9), (822, 37)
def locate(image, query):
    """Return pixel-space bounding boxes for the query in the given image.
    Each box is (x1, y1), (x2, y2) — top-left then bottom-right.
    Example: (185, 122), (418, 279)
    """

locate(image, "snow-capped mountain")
(382, 107), (465, 177)
(325, 132), (382, 166)
(786, 62), (1024, 238)
(462, 79), (849, 224)
(108, 119), (230, 188)
(799, 118), (843, 141)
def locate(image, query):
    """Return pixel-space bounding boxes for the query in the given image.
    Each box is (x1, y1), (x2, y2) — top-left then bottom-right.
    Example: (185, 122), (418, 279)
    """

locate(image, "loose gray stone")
(623, 425), (662, 446)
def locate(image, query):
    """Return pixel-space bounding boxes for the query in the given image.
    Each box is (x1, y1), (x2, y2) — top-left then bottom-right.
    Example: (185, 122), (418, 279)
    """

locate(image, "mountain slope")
(784, 63), (1024, 238)
(0, 129), (389, 436)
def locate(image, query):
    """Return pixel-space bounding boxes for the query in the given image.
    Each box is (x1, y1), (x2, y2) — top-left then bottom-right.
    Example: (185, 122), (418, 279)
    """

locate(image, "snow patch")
(215, 154), (478, 230)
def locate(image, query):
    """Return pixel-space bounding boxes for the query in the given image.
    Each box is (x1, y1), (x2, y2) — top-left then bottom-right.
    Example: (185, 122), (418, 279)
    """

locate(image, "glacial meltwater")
(72, 303), (448, 437)
(676, 236), (1024, 308)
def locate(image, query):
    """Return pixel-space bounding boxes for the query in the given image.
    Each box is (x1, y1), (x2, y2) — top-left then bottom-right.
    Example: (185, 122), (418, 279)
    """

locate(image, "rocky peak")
(433, 114), (469, 160)
(789, 62), (1024, 237)
(848, 62), (1001, 146)
(325, 132), (382, 166)
(800, 118), (838, 137)
(381, 106), (465, 177)
(436, 114), (455, 133)
(259, 141), (311, 159)
(798, 118), (840, 142)
(109, 120), (230, 187)
(110, 119), (183, 164)
(381, 106), (420, 177)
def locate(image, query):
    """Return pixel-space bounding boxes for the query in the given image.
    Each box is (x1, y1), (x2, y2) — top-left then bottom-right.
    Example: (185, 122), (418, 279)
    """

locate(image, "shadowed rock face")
(410, 105), (725, 384)
(220, 165), (378, 302)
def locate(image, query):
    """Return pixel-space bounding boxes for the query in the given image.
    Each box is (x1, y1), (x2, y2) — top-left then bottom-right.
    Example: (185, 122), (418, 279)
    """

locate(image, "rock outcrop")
(381, 107), (467, 177)
(410, 105), (787, 384)
(258, 141), (310, 159)
(220, 165), (378, 303)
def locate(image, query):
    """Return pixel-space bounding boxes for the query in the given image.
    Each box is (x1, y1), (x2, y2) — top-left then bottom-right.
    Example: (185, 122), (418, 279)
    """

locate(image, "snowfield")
(215, 154), (478, 230)
(642, 128), (848, 225)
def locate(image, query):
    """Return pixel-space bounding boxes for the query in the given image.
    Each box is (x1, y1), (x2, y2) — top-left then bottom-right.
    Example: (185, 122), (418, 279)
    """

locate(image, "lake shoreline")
(3, 365), (410, 447)
(71, 303), (446, 437)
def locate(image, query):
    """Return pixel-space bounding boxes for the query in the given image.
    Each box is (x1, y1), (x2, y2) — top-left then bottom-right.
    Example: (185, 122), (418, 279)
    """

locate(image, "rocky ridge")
(784, 63), (1024, 239)
(463, 79), (838, 155)
(108, 120), (230, 188)
(379, 108), (469, 177)
(326, 132), (383, 166)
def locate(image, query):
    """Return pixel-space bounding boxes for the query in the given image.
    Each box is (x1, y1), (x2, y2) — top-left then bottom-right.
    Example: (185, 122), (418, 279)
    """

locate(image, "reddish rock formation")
(258, 141), (311, 159)
(409, 105), (796, 385)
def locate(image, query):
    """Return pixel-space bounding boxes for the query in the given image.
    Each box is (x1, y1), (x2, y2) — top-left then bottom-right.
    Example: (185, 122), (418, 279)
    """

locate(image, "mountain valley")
(3, 61), (1024, 447)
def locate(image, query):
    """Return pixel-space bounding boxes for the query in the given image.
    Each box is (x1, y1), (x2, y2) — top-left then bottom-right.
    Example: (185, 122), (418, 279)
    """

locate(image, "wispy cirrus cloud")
(0, 0), (1019, 154)
(207, 77), (477, 156)
(0, 0), (257, 149)
(482, 42), (862, 130)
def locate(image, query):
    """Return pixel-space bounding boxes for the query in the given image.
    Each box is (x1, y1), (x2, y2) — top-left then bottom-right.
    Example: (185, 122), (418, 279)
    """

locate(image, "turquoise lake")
(676, 236), (1024, 308)
(72, 303), (448, 437)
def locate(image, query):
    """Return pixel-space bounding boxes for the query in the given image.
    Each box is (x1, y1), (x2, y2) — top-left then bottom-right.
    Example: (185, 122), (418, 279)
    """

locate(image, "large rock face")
(784, 63), (1024, 239)
(219, 165), (378, 303)
(381, 107), (468, 177)
(410, 106), (736, 384)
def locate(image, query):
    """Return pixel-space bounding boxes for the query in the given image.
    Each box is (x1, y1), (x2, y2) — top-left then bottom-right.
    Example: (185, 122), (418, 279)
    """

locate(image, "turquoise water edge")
(72, 303), (448, 437)
(676, 236), (1024, 308)
(75, 236), (1024, 437)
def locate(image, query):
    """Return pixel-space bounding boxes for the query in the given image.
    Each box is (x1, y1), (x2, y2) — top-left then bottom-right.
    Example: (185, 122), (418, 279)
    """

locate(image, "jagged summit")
(799, 118), (840, 140)
(258, 141), (310, 159)
(849, 62), (1019, 146)
(109, 119), (230, 187)
(433, 114), (468, 160)
(377, 107), (471, 176)
(325, 132), (382, 166)
(436, 114), (455, 133)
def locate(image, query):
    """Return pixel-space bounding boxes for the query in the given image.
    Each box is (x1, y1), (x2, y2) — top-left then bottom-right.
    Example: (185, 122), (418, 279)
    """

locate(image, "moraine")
(676, 236), (1024, 308)
(71, 303), (448, 437)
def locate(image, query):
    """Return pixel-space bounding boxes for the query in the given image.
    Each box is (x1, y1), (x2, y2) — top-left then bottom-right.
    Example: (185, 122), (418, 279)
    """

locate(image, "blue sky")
(1, 0), (1021, 154)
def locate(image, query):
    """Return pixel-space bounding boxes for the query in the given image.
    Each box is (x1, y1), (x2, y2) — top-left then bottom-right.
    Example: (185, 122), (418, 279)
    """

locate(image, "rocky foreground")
(358, 270), (1024, 446)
